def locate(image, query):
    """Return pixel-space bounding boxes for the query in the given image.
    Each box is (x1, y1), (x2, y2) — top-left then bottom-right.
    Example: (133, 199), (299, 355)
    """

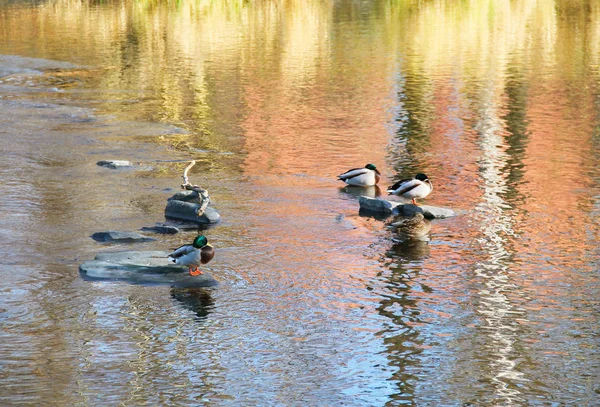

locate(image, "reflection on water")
(170, 288), (215, 320)
(378, 240), (430, 405)
(339, 185), (382, 199)
(1, 0), (600, 405)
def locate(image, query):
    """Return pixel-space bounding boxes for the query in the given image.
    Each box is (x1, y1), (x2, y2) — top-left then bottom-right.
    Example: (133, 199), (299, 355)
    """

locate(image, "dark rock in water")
(359, 196), (455, 219)
(392, 203), (455, 219)
(168, 190), (204, 203)
(165, 197), (220, 224)
(79, 251), (218, 288)
(358, 196), (396, 218)
(91, 231), (155, 243)
(141, 224), (180, 234)
(96, 159), (133, 169)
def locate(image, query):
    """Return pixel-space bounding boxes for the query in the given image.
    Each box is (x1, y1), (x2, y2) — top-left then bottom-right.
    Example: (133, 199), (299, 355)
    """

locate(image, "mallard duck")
(387, 212), (431, 239)
(386, 173), (432, 205)
(168, 235), (214, 276)
(337, 164), (381, 187)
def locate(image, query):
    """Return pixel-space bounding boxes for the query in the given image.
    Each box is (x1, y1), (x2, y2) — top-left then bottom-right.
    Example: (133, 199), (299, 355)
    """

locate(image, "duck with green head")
(337, 163), (381, 187)
(386, 173), (432, 205)
(168, 235), (215, 276)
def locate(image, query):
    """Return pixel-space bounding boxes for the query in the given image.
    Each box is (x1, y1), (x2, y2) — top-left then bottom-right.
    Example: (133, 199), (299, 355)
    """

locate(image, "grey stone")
(165, 199), (220, 224)
(96, 159), (133, 169)
(91, 231), (155, 243)
(393, 203), (456, 219)
(358, 196), (398, 215)
(168, 190), (203, 203)
(359, 196), (455, 219)
(79, 251), (218, 287)
(141, 224), (180, 234)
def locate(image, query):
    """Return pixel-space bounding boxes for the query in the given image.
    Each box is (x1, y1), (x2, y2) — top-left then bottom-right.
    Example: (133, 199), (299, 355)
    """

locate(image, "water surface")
(1, 1), (599, 406)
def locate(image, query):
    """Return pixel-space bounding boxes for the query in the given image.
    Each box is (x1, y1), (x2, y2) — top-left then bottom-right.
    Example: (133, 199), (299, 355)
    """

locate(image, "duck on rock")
(337, 164), (381, 187)
(387, 173), (432, 205)
(168, 235), (215, 276)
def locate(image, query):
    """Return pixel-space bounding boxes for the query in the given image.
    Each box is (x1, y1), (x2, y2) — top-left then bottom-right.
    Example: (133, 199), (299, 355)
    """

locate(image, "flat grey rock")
(358, 196), (455, 219)
(79, 251), (218, 287)
(91, 231), (155, 243)
(96, 159), (133, 169)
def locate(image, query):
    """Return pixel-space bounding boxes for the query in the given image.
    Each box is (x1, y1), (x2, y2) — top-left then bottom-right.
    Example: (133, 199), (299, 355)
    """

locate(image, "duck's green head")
(192, 235), (208, 248)
(365, 163), (377, 170)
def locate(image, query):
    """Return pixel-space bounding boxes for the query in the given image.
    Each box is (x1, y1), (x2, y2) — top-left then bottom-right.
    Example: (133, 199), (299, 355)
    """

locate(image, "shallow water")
(1, 1), (599, 406)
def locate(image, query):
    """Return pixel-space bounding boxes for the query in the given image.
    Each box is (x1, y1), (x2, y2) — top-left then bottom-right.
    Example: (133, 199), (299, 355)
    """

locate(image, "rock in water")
(358, 196), (455, 219)
(358, 196), (397, 217)
(392, 203), (456, 219)
(79, 251), (218, 287)
(96, 160), (133, 169)
(141, 224), (180, 234)
(91, 231), (155, 243)
(165, 190), (220, 224)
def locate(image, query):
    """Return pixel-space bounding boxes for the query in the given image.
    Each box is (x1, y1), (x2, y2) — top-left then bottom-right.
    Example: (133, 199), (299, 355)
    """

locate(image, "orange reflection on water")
(516, 80), (596, 266)
(241, 77), (394, 183)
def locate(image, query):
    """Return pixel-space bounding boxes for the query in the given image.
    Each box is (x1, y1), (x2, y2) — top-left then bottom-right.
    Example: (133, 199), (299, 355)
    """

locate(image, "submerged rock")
(97, 159), (133, 169)
(165, 190), (220, 224)
(79, 251), (218, 287)
(141, 224), (180, 234)
(358, 196), (455, 219)
(91, 231), (155, 243)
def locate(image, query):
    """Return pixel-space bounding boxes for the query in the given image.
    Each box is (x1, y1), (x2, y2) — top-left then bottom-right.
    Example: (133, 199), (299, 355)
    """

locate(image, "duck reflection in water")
(387, 238), (431, 262)
(170, 288), (215, 320)
(339, 184), (382, 198)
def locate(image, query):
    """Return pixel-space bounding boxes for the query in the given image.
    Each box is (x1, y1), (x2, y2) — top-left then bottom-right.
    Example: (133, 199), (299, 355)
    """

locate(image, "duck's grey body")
(168, 235), (214, 275)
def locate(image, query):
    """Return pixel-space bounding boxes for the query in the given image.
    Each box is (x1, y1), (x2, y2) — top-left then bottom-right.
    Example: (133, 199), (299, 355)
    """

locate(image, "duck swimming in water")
(386, 173), (432, 205)
(387, 212), (431, 240)
(168, 235), (214, 276)
(337, 164), (381, 187)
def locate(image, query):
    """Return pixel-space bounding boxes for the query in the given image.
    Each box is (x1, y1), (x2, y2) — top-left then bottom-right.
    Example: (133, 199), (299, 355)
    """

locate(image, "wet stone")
(165, 190), (220, 225)
(358, 196), (455, 219)
(79, 251), (218, 287)
(97, 159), (133, 169)
(168, 190), (203, 203)
(91, 231), (155, 243)
(141, 224), (180, 234)
(392, 203), (456, 219)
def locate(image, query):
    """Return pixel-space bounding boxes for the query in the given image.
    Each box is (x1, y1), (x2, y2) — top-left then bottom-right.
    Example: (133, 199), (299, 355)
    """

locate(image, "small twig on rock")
(180, 160), (210, 216)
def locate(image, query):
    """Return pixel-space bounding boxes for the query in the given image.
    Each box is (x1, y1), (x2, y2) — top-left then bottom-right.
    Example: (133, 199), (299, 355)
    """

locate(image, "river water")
(0, 1), (599, 406)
